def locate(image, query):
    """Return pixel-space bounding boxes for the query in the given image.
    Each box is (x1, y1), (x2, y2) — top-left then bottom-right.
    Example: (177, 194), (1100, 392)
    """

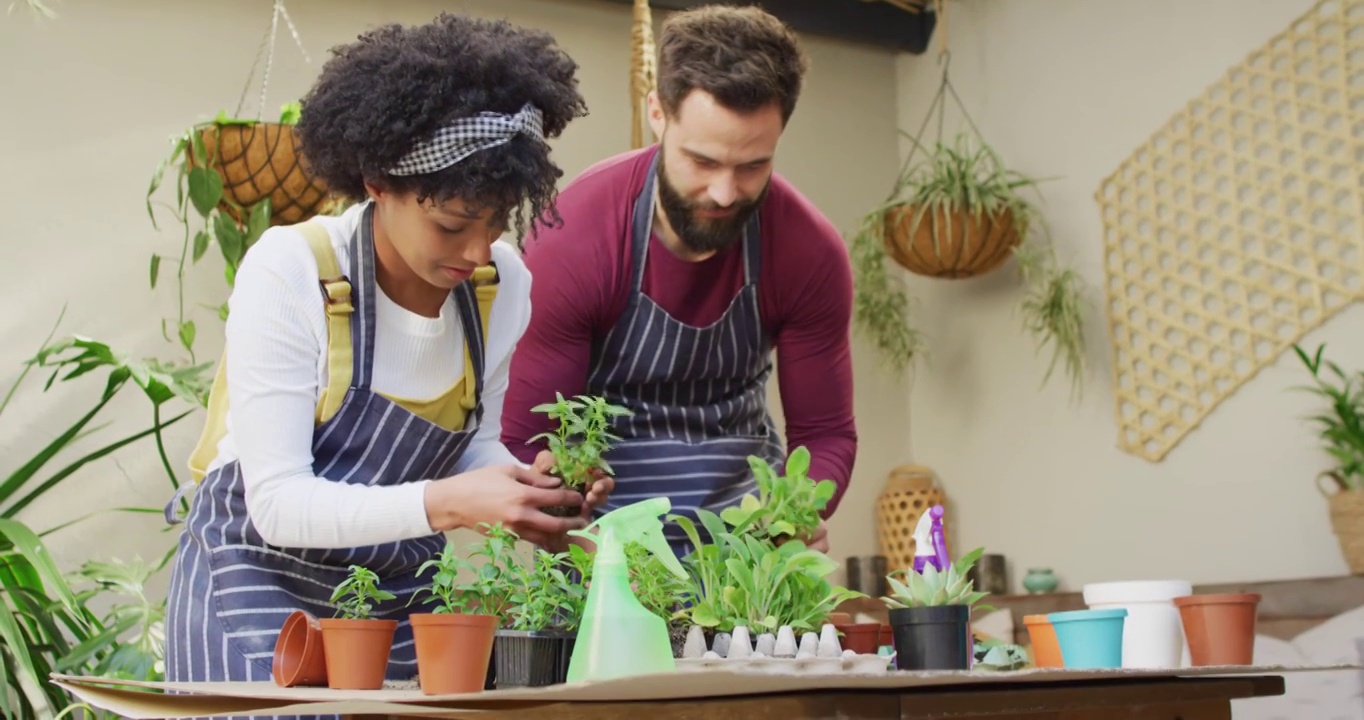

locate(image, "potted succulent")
(408, 525), (515, 695)
(1291, 343), (1364, 574)
(848, 130), (1087, 399)
(321, 564), (397, 690)
(492, 540), (594, 688)
(528, 393), (633, 517)
(881, 546), (991, 671)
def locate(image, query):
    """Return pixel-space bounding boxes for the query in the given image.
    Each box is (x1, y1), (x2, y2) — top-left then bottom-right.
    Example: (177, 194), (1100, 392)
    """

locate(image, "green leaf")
(279, 101), (302, 125)
(215, 214), (245, 267)
(149, 254), (161, 289)
(192, 230), (211, 262)
(246, 199), (272, 248)
(187, 167), (223, 217)
(179, 321), (196, 352)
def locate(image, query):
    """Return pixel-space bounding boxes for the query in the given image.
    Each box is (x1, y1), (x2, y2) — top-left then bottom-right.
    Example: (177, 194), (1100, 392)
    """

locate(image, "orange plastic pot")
(835, 622), (882, 655)
(272, 610), (327, 687)
(319, 618), (397, 690)
(1024, 614), (1063, 668)
(1173, 593), (1260, 666)
(411, 613), (497, 695)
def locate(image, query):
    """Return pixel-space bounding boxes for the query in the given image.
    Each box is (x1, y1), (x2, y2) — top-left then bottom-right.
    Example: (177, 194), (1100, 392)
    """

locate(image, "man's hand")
(530, 450), (615, 521)
(776, 519), (830, 554)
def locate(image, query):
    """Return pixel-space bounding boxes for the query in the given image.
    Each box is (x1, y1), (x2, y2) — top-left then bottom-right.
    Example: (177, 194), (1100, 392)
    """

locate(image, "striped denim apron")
(161, 204), (489, 719)
(586, 150), (786, 555)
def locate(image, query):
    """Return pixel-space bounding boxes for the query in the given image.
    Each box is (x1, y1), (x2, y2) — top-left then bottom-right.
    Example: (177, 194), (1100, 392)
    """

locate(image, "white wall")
(893, 0), (1356, 591)
(0, 0), (904, 593)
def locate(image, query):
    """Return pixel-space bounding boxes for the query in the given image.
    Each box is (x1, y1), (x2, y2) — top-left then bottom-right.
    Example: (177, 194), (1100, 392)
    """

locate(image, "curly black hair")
(295, 13), (588, 242)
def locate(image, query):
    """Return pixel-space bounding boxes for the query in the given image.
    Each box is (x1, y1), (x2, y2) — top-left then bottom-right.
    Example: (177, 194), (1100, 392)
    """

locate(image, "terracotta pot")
(319, 618), (397, 690)
(1023, 614), (1063, 668)
(878, 624), (893, 648)
(411, 613), (497, 695)
(1173, 593), (1260, 666)
(827, 612), (853, 625)
(834, 623), (881, 655)
(272, 610), (328, 687)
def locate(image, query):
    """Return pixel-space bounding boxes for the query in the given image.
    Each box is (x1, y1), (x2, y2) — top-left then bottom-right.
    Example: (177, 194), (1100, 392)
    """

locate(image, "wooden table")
(344, 674), (1284, 719)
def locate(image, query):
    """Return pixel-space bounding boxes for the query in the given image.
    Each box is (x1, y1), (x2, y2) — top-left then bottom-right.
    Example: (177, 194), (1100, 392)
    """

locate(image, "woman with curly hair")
(161, 13), (596, 693)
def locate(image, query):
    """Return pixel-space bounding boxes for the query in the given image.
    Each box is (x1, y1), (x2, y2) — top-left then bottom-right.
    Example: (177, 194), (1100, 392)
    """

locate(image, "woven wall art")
(1096, 0), (1364, 462)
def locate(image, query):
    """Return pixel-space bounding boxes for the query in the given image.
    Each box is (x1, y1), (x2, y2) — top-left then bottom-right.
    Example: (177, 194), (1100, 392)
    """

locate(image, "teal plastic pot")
(1048, 608), (1127, 668)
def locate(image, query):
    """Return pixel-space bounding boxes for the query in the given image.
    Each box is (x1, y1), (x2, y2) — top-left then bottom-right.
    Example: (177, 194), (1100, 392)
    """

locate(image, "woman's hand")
(423, 464), (586, 547)
(529, 450), (615, 520)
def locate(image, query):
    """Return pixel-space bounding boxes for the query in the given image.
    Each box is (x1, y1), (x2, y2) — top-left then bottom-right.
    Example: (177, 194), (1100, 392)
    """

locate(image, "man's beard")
(656, 154), (767, 255)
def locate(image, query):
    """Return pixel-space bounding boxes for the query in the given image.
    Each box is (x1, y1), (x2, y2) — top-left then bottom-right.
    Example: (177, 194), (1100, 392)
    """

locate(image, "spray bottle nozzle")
(569, 496), (687, 579)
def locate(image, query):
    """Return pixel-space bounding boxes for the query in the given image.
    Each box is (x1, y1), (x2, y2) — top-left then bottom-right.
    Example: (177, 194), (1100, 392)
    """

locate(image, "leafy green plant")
(669, 510), (863, 633)
(721, 446), (835, 543)
(528, 393), (633, 490)
(623, 541), (692, 623)
(1292, 342), (1364, 492)
(504, 546), (590, 632)
(415, 523), (520, 618)
(882, 546), (990, 612)
(329, 565), (395, 620)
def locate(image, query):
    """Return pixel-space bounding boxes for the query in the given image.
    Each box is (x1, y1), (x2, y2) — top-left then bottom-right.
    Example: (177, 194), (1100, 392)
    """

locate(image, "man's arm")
(771, 215), (858, 517)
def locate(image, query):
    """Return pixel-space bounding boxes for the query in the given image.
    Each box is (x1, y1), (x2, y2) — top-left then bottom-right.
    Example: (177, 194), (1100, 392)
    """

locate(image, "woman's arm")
(226, 229), (437, 549)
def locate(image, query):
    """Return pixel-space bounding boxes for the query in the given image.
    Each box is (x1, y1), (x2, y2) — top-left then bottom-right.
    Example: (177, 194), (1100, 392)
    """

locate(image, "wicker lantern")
(875, 464), (948, 572)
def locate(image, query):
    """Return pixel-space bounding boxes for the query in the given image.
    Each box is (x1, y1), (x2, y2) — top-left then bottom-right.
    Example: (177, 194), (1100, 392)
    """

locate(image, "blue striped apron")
(586, 150), (786, 555)
(161, 204), (488, 719)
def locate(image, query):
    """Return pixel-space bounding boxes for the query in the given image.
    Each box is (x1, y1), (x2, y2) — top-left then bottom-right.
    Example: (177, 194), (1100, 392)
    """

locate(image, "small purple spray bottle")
(911, 505), (950, 574)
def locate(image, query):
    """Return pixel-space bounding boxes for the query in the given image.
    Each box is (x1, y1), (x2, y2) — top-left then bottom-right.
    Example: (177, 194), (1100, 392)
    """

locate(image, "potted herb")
(720, 446), (835, 545)
(494, 542), (594, 687)
(408, 525), (516, 695)
(881, 546), (990, 671)
(528, 393), (632, 517)
(320, 564), (397, 690)
(848, 131), (1088, 399)
(1291, 342), (1364, 573)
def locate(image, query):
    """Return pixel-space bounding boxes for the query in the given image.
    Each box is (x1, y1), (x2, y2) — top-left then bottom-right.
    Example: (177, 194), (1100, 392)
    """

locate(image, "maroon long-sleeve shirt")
(500, 146), (858, 516)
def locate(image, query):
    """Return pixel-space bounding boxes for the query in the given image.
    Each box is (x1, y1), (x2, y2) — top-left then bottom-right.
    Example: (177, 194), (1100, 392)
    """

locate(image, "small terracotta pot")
(411, 613), (498, 695)
(273, 610), (328, 687)
(878, 624), (893, 648)
(1173, 593), (1260, 666)
(827, 612), (853, 625)
(1023, 614), (1063, 668)
(834, 623), (882, 655)
(319, 618), (397, 690)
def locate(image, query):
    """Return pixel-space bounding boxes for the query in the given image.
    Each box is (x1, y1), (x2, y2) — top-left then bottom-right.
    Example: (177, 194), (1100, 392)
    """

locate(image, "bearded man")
(501, 5), (856, 555)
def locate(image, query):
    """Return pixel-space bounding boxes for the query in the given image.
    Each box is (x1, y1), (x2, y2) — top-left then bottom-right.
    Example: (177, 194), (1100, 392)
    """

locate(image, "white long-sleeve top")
(204, 201), (531, 549)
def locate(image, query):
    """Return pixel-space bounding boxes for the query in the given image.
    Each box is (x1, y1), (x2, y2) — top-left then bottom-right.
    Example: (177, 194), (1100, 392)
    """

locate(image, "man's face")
(649, 89), (784, 255)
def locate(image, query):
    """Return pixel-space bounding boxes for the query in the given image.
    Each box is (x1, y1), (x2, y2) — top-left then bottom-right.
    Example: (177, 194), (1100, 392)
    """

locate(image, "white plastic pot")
(1082, 580), (1192, 669)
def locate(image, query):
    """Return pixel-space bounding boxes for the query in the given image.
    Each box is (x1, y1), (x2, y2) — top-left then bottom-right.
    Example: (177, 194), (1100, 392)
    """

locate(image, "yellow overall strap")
(296, 221), (355, 426)
(186, 220), (347, 482)
(461, 265), (499, 412)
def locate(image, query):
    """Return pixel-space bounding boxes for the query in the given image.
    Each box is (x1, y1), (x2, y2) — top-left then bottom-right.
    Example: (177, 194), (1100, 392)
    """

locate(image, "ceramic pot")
(1173, 593), (1260, 666)
(319, 618), (397, 690)
(494, 629), (577, 688)
(272, 610), (327, 687)
(1048, 608), (1126, 669)
(1022, 614), (1063, 669)
(409, 613), (496, 695)
(834, 622), (881, 655)
(1083, 580), (1191, 668)
(1023, 568), (1059, 594)
(887, 605), (972, 670)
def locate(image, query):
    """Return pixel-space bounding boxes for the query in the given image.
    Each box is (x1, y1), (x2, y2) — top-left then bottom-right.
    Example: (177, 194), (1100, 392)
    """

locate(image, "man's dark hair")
(295, 13), (588, 241)
(656, 6), (808, 124)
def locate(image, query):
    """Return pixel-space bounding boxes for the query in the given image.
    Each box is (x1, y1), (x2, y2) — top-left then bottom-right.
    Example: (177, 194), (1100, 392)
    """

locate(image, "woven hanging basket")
(191, 122), (339, 226)
(875, 464), (947, 573)
(883, 203), (1022, 279)
(1326, 487), (1364, 574)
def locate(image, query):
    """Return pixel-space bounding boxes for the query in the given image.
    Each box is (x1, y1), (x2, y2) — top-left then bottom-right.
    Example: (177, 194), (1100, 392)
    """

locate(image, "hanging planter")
(847, 4), (1089, 398)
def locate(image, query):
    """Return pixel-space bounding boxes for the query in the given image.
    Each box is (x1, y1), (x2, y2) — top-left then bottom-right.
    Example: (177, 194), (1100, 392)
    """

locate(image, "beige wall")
(0, 0), (903, 589)
(893, 0), (1355, 591)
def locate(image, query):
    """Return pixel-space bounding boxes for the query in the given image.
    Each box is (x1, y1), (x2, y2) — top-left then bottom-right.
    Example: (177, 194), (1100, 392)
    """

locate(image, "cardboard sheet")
(50, 663), (1359, 719)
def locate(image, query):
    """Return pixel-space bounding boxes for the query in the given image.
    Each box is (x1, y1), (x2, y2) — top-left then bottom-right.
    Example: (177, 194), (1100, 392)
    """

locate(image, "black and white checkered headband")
(387, 102), (545, 176)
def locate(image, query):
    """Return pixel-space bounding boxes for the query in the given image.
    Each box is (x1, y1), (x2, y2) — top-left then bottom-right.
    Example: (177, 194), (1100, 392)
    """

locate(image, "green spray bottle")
(565, 496), (689, 683)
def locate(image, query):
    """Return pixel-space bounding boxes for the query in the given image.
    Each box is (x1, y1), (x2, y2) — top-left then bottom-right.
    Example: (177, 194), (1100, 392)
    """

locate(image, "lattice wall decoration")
(1096, 0), (1364, 462)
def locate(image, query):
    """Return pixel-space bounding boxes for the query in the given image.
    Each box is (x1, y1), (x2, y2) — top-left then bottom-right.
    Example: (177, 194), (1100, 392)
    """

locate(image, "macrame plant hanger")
(629, 0), (658, 149)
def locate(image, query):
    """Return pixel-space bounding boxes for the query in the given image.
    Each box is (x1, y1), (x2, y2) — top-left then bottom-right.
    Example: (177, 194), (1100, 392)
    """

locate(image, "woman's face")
(366, 181), (506, 291)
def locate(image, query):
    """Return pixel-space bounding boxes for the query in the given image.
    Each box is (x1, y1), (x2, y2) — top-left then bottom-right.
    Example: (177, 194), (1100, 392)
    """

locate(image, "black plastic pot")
(493, 629), (576, 687)
(887, 605), (971, 670)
